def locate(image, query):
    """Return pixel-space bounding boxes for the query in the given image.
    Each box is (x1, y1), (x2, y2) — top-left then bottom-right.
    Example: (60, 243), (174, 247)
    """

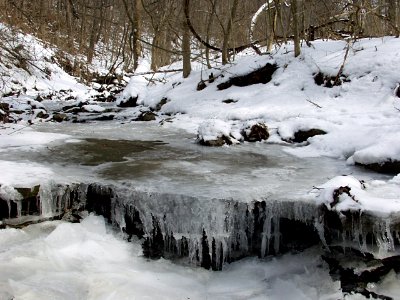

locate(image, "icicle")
(39, 182), (54, 217)
(375, 220), (395, 256)
(273, 216), (280, 254)
(314, 218), (329, 250)
(16, 200), (21, 218)
(261, 214), (272, 258)
(7, 199), (11, 218)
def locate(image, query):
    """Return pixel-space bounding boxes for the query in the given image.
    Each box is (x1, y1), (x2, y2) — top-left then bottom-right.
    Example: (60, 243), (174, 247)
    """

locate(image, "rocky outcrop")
(217, 63), (277, 90)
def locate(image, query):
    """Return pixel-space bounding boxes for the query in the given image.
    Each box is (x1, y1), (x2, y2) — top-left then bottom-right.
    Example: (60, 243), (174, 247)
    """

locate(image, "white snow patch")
(315, 175), (400, 215)
(0, 160), (55, 186)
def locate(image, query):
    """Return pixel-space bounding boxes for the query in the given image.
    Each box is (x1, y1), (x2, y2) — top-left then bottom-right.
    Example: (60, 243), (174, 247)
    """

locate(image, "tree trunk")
(291, 0), (301, 57)
(182, 20), (191, 78)
(388, 0), (399, 37)
(222, 0), (239, 65)
(132, 0), (142, 70)
(87, 7), (100, 64)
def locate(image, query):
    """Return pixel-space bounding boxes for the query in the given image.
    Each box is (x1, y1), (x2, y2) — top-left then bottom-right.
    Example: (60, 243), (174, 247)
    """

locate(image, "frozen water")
(0, 215), (345, 300)
(1, 121), (398, 265)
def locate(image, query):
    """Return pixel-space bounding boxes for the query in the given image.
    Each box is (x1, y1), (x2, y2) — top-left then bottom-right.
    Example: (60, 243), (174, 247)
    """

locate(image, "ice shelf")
(0, 122), (399, 269)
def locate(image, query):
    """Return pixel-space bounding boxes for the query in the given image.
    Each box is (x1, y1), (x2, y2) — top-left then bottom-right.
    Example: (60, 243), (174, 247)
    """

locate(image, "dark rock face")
(217, 63), (278, 90)
(124, 205), (145, 239)
(142, 216), (165, 259)
(356, 160), (400, 175)
(85, 184), (114, 222)
(118, 96), (138, 107)
(242, 123), (269, 142)
(289, 129), (327, 143)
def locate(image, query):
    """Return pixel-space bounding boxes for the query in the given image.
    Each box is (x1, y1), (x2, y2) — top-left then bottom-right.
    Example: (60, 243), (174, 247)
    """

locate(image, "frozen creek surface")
(0, 121), (399, 299)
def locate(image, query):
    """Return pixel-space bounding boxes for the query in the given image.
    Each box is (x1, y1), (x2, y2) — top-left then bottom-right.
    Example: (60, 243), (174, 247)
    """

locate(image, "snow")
(116, 61), (150, 106)
(82, 104), (105, 113)
(0, 25), (88, 98)
(0, 214), (344, 300)
(0, 160), (55, 186)
(0, 126), (69, 151)
(315, 175), (400, 215)
(197, 119), (233, 142)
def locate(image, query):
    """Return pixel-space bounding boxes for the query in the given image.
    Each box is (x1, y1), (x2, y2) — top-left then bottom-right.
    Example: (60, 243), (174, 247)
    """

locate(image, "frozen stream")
(0, 121), (389, 200)
(0, 121), (399, 299)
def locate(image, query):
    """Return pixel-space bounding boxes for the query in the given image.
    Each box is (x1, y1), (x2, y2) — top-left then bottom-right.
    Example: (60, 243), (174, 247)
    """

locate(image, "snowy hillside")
(124, 38), (400, 168)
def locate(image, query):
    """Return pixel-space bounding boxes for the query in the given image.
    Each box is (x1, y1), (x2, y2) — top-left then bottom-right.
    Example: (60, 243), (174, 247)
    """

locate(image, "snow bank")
(315, 175), (400, 215)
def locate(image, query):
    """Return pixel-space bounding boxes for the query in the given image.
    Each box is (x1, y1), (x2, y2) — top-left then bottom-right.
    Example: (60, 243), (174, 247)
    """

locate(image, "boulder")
(135, 111), (157, 121)
(242, 123), (269, 142)
(198, 135), (233, 147)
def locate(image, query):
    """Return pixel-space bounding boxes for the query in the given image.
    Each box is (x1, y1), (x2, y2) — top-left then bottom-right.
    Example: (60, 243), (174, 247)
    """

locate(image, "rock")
(118, 96), (138, 107)
(356, 159), (400, 174)
(197, 80), (207, 91)
(0, 102), (10, 111)
(198, 135), (232, 147)
(62, 101), (86, 112)
(395, 84), (400, 98)
(314, 72), (349, 88)
(217, 63), (277, 90)
(35, 109), (49, 119)
(93, 114), (115, 121)
(52, 113), (69, 122)
(135, 111), (157, 121)
(291, 129), (327, 143)
(322, 247), (399, 299)
(222, 99), (238, 104)
(242, 123), (269, 142)
(155, 97), (169, 111)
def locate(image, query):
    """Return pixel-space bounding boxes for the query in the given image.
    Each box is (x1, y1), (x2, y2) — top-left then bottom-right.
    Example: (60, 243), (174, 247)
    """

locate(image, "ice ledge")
(1, 180), (399, 269)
